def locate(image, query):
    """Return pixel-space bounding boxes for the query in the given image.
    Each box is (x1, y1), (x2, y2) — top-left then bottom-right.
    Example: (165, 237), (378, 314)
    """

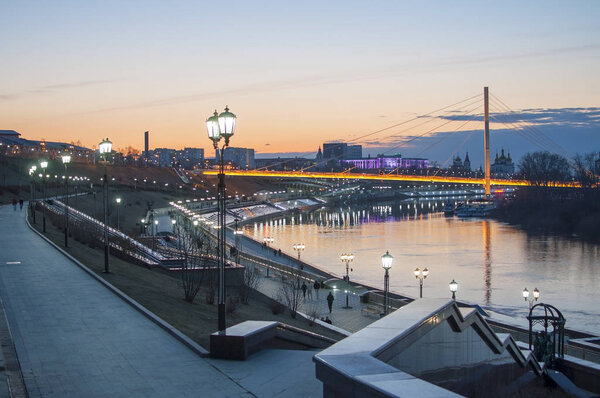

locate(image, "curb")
(24, 210), (210, 357)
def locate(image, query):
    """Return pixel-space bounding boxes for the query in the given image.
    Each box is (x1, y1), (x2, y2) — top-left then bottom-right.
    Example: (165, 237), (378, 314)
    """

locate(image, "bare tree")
(239, 264), (261, 305)
(279, 267), (304, 319)
(572, 152), (597, 189)
(518, 151), (571, 186)
(173, 220), (217, 303)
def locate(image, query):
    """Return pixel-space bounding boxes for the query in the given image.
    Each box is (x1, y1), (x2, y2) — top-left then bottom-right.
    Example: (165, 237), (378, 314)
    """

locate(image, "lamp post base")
(218, 303), (226, 331)
(343, 294), (352, 309)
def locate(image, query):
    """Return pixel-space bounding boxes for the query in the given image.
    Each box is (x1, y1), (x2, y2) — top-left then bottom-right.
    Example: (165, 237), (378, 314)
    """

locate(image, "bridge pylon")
(484, 86), (491, 196)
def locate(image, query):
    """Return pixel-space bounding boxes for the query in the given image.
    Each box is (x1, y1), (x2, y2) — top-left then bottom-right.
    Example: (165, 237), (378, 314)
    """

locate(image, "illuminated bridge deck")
(201, 170), (579, 188)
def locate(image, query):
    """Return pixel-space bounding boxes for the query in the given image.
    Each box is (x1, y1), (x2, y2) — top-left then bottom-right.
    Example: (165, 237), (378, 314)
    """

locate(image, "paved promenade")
(229, 232), (382, 333)
(0, 205), (252, 397)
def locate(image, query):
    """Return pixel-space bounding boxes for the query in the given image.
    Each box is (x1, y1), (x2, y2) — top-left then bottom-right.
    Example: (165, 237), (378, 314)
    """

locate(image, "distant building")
(0, 130), (93, 163)
(595, 152), (600, 176)
(217, 147), (255, 169)
(347, 145), (362, 159)
(491, 149), (514, 177)
(450, 152), (471, 172)
(179, 147), (204, 169)
(323, 142), (346, 160)
(315, 147), (323, 163)
(322, 142), (362, 160)
(143, 147), (205, 169)
(341, 154), (428, 171)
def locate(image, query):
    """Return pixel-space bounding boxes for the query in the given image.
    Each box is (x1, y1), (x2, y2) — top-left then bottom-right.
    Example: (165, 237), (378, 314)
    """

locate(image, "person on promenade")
(19, 199), (24, 210)
(12, 198), (17, 211)
(301, 282), (307, 299)
(314, 280), (320, 299)
(327, 291), (334, 313)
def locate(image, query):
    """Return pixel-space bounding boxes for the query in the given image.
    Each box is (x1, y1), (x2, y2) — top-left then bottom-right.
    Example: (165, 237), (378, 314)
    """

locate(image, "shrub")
(226, 296), (240, 314)
(269, 296), (285, 315)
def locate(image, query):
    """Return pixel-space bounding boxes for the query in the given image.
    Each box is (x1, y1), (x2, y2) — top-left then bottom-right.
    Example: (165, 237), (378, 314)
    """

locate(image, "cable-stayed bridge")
(203, 87), (577, 189)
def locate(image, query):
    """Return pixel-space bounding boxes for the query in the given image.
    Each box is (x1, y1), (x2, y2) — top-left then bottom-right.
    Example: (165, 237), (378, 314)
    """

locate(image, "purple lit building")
(341, 154), (428, 171)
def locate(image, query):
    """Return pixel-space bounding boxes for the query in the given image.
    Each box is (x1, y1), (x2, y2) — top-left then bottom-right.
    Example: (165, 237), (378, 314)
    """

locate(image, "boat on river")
(455, 199), (496, 218)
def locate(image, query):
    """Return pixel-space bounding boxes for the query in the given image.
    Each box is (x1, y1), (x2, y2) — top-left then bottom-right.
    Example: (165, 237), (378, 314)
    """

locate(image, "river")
(244, 199), (600, 335)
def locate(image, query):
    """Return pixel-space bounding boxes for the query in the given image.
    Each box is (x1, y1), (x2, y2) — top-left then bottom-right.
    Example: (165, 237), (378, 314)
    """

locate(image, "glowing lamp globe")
(381, 251), (393, 270)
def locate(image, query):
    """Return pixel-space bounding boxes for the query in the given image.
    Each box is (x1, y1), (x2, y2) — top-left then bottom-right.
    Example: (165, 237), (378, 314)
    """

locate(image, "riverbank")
(492, 187), (600, 242)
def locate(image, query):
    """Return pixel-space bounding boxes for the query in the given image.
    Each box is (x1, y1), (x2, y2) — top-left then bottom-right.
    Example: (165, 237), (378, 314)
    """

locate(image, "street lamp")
(449, 279), (458, 300)
(233, 218), (243, 265)
(340, 253), (354, 309)
(99, 138), (112, 273)
(140, 218), (146, 235)
(62, 155), (71, 247)
(381, 251), (393, 315)
(522, 287), (540, 309)
(153, 219), (159, 251)
(263, 236), (274, 277)
(115, 197), (122, 230)
(413, 267), (429, 298)
(207, 106), (236, 332)
(293, 243), (305, 261)
(29, 165), (37, 223)
(40, 160), (48, 232)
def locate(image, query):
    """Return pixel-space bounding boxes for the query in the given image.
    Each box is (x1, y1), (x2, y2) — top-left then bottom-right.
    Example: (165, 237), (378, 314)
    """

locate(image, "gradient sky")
(2, 1), (599, 162)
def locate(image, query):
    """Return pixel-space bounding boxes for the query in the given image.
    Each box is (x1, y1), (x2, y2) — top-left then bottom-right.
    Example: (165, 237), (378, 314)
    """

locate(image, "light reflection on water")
(245, 199), (600, 334)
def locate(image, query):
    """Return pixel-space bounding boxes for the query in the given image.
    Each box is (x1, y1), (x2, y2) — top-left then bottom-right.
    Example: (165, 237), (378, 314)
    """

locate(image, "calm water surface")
(245, 200), (600, 334)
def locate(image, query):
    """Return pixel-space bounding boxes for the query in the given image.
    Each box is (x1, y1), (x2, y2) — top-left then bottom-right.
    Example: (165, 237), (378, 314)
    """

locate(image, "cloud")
(0, 78), (125, 101)
(435, 107), (600, 128)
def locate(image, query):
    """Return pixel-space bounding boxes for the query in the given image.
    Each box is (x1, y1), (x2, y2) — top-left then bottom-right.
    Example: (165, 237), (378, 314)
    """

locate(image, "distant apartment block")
(142, 147), (204, 169)
(217, 147), (255, 169)
(322, 142), (362, 161)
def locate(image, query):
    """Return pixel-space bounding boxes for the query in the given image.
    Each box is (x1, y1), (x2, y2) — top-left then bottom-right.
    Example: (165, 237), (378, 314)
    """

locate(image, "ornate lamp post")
(29, 165), (37, 223)
(340, 253), (354, 309)
(293, 243), (305, 261)
(206, 106), (237, 332)
(62, 155), (71, 247)
(413, 267), (429, 298)
(99, 138), (112, 273)
(40, 160), (48, 232)
(522, 287), (540, 309)
(233, 218), (243, 265)
(263, 237), (274, 277)
(381, 251), (393, 315)
(449, 279), (458, 300)
(115, 197), (122, 230)
(153, 219), (159, 251)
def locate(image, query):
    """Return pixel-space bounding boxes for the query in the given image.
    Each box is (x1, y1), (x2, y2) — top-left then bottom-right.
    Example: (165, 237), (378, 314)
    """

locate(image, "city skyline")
(2, 1), (599, 162)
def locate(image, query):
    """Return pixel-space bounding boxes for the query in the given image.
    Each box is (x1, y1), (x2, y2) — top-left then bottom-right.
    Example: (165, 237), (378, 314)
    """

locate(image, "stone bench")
(210, 320), (336, 360)
(210, 321), (278, 360)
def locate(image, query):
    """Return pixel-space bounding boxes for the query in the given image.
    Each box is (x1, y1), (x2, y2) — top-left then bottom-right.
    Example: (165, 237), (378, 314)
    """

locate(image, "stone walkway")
(0, 205), (252, 397)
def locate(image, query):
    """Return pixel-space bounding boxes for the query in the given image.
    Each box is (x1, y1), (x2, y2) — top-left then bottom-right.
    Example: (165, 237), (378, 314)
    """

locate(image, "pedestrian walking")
(314, 280), (320, 299)
(19, 199), (24, 210)
(301, 282), (307, 299)
(12, 198), (17, 211)
(326, 291), (334, 313)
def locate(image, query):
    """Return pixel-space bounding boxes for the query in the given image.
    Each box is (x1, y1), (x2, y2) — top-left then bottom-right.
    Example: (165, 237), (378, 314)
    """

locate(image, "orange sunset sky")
(2, 1), (599, 160)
